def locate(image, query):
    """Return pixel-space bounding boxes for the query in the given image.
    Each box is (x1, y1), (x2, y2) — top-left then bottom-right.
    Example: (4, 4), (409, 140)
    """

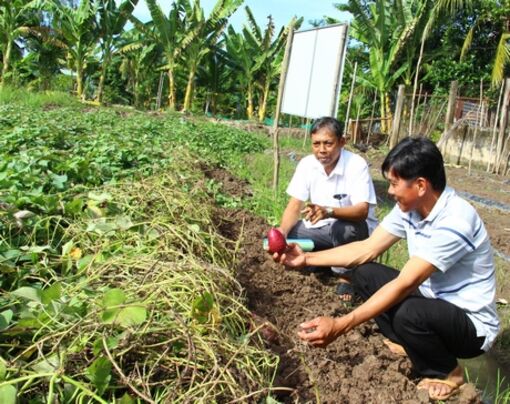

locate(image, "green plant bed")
(0, 154), (278, 402)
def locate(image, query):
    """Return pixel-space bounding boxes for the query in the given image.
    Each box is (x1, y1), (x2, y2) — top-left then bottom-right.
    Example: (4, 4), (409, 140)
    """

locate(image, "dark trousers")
(288, 219), (369, 251)
(352, 262), (485, 378)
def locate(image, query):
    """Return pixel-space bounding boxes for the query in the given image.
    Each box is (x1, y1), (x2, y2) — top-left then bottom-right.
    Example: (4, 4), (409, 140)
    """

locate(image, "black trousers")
(352, 262), (485, 378)
(288, 219), (368, 251)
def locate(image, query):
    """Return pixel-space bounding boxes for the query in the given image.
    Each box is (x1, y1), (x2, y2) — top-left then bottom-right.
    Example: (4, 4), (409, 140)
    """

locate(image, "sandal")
(335, 282), (354, 302)
(417, 378), (463, 401)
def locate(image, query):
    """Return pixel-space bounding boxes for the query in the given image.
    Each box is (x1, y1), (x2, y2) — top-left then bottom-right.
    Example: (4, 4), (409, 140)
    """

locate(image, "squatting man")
(273, 137), (499, 401)
(277, 116), (377, 301)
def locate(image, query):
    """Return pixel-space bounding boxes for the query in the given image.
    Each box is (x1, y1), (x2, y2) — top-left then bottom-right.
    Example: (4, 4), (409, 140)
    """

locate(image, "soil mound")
(210, 170), (483, 403)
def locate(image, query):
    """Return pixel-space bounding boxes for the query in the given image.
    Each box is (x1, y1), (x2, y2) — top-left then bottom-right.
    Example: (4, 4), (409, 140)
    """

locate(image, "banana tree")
(224, 24), (257, 119)
(0, 0), (42, 86)
(131, 0), (189, 110)
(95, 0), (138, 104)
(47, 0), (99, 100)
(180, 0), (242, 112)
(243, 7), (295, 122)
(335, 0), (430, 132)
(119, 26), (161, 108)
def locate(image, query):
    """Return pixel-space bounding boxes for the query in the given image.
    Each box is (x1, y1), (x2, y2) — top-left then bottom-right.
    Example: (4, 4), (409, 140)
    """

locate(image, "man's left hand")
(302, 203), (327, 225)
(297, 315), (351, 347)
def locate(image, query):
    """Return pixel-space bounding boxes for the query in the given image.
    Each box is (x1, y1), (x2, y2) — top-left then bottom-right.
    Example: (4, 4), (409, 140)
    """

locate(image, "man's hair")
(311, 117), (344, 139)
(382, 137), (446, 191)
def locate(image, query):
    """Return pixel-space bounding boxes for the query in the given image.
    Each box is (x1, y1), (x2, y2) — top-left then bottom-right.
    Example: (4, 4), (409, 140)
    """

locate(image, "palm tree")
(180, 0), (242, 112)
(47, 0), (99, 100)
(95, 0), (138, 104)
(0, 0), (42, 86)
(242, 8), (289, 122)
(131, 0), (188, 110)
(461, 0), (510, 87)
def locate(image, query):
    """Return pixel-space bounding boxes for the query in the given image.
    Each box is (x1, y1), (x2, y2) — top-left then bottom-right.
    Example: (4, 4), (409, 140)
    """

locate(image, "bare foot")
(417, 365), (464, 400)
(383, 338), (407, 356)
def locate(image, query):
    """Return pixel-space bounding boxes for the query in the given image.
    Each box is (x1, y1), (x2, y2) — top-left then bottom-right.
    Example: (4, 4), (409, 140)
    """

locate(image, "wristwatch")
(326, 207), (334, 218)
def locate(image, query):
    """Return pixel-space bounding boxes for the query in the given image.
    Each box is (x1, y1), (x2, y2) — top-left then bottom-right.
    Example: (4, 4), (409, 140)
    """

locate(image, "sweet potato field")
(0, 103), (279, 402)
(1, 99), (509, 403)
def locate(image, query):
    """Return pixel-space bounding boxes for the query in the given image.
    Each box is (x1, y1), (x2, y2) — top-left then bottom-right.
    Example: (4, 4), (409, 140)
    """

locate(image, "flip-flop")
(417, 378), (463, 401)
(335, 282), (354, 302)
(382, 338), (407, 357)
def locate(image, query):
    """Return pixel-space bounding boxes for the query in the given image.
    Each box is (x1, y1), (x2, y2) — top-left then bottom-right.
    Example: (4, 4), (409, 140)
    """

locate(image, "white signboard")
(281, 24), (349, 119)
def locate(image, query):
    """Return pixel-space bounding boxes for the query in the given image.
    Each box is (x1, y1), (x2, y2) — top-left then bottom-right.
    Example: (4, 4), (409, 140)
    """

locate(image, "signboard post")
(271, 23), (349, 193)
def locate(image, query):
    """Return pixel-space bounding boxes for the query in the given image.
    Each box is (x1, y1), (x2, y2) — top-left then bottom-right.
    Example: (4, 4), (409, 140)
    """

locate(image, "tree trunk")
(96, 47), (111, 105)
(182, 66), (196, 112)
(258, 80), (270, 122)
(167, 69), (176, 110)
(76, 62), (85, 101)
(246, 82), (254, 120)
(1, 39), (13, 86)
(379, 91), (387, 133)
(385, 93), (392, 132)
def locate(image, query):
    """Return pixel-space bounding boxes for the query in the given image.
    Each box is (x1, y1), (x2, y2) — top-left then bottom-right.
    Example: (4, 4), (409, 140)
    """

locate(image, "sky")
(129, 0), (351, 31)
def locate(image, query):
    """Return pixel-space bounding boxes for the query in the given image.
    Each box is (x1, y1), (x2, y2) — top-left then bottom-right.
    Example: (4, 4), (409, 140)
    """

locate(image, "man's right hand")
(273, 243), (306, 269)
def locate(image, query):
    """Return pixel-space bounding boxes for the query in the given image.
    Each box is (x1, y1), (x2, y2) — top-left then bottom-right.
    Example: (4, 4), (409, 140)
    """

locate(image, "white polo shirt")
(381, 186), (500, 351)
(286, 148), (378, 233)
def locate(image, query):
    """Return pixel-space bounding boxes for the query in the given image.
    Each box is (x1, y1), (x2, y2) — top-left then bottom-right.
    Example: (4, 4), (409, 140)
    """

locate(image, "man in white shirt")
(273, 137), (499, 401)
(278, 117), (377, 300)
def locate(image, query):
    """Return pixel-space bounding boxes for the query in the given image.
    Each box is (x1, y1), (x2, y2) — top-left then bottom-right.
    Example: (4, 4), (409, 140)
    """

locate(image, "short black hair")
(382, 137), (446, 191)
(311, 117), (344, 139)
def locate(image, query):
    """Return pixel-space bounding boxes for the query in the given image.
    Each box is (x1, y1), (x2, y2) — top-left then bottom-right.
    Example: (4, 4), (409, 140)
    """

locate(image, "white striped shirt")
(381, 186), (499, 351)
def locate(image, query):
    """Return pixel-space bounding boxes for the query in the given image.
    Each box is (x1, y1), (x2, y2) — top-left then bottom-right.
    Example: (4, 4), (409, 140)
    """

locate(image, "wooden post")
(496, 78), (510, 173)
(442, 80), (458, 154)
(302, 118), (310, 148)
(389, 85), (405, 149)
(272, 19), (295, 196)
(344, 62), (358, 136)
(487, 82), (504, 172)
(353, 103), (361, 144)
(468, 79), (483, 175)
(444, 81), (458, 132)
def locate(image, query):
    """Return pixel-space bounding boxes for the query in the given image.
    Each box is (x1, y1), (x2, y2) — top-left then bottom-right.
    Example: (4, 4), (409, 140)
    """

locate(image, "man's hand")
(302, 203), (327, 224)
(297, 315), (352, 347)
(272, 243), (306, 269)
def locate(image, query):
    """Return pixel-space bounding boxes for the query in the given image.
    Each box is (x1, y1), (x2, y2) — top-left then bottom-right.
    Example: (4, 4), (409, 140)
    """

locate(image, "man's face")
(311, 128), (344, 170)
(386, 170), (420, 212)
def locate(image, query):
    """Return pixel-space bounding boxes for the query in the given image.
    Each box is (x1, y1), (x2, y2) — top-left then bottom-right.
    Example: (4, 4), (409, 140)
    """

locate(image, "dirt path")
(208, 165), (485, 403)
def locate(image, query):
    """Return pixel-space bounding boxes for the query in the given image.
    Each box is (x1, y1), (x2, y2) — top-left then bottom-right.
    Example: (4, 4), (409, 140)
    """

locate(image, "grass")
(0, 85), (82, 108)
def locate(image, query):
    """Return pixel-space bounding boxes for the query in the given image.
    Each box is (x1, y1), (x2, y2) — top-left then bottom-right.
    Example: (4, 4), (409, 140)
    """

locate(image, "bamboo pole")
(389, 85), (405, 149)
(486, 82), (503, 172)
(272, 19), (295, 196)
(366, 90), (378, 145)
(344, 62), (358, 137)
(496, 78), (510, 173)
(353, 102), (361, 144)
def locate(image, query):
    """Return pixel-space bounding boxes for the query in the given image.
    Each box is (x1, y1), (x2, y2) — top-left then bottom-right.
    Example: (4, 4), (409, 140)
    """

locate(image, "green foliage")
(0, 99), (277, 402)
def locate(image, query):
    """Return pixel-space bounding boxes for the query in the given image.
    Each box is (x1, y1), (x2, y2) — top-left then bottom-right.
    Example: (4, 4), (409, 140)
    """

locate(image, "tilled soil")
(209, 165), (486, 403)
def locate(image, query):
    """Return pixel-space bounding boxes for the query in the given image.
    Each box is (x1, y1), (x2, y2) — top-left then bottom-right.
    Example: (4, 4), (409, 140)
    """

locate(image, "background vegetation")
(1, 0), (509, 123)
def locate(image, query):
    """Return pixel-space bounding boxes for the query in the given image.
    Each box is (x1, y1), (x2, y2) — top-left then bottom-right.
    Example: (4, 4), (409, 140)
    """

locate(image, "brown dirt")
(208, 160), (491, 403)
